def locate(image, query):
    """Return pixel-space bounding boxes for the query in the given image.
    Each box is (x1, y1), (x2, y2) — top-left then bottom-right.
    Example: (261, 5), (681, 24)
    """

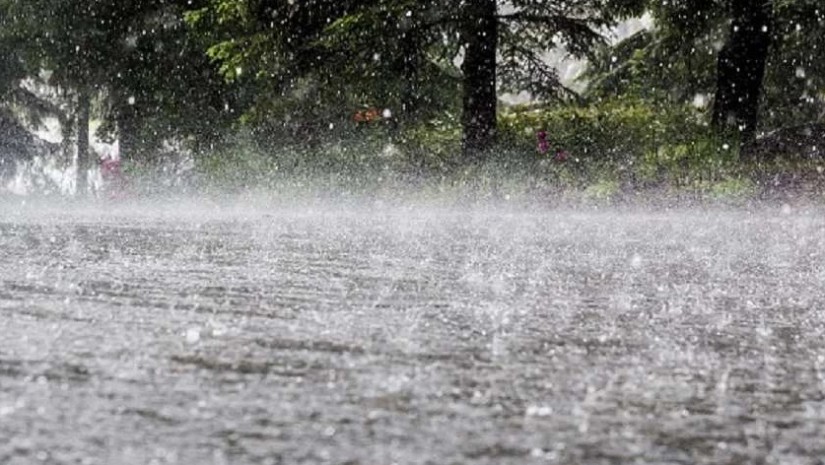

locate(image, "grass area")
(7, 98), (823, 205)
(182, 98), (825, 206)
(183, 139), (825, 207)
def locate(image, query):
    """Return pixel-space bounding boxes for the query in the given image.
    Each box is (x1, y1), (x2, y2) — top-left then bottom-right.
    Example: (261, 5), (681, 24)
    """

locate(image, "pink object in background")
(537, 130), (570, 162)
(100, 157), (122, 180)
(554, 149), (570, 162)
(99, 142), (128, 200)
(99, 140), (129, 200)
(537, 130), (550, 154)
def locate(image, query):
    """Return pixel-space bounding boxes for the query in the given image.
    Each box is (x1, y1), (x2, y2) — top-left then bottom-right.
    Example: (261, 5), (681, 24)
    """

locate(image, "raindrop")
(525, 405), (553, 417)
(208, 320), (227, 337)
(185, 327), (201, 344)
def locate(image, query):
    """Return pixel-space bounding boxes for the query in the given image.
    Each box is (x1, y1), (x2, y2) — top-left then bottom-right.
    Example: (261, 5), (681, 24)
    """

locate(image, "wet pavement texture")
(1, 203), (825, 464)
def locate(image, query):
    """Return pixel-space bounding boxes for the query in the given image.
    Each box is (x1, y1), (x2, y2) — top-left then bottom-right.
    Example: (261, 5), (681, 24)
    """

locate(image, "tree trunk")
(712, 0), (773, 149)
(76, 90), (90, 196)
(60, 112), (75, 168)
(460, 0), (498, 162)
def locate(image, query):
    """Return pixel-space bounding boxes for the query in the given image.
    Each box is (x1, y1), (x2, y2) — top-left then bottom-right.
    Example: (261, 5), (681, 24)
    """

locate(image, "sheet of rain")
(1, 203), (825, 465)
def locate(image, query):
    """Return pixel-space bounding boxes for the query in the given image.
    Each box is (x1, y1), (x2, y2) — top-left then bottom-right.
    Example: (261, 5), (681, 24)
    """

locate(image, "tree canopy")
(0, 0), (822, 191)
(585, 0), (825, 149)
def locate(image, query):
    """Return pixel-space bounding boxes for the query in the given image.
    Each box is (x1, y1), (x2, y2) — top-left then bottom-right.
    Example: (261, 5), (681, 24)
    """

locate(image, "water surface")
(1, 201), (824, 464)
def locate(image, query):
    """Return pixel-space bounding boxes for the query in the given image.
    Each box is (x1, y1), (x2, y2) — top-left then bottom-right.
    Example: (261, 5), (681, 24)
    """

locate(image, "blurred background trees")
(0, 0), (822, 193)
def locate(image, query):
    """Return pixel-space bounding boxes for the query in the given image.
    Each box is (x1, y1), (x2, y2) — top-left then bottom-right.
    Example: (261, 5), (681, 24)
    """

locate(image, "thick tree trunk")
(76, 90), (90, 196)
(460, 0), (498, 162)
(712, 0), (773, 149)
(60, 113), (75, 168)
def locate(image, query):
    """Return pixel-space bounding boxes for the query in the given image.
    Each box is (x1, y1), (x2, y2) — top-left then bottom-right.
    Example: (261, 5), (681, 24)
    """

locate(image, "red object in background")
(353, 108), (382, 123)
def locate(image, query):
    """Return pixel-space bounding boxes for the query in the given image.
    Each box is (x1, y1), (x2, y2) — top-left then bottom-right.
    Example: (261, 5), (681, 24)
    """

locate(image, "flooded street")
(2, 201), (825, 465)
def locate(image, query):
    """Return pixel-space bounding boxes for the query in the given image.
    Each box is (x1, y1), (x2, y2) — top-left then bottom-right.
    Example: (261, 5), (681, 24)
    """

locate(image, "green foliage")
(0, 0), (243, 161)
(185, 0), (463, 125)
(0, 4), (25, 98)
(399, 115), (462, 170)
(584, 0), (825, 133)
(498, 0), (646, 101)
(497, 97), (756, 195)
(582, 28), (721, 104)
(186, 0), (651, 153)
(500, 97), (706, 162)
(194, 143), (278, 190)
(762, 0), (825, 129)
(2, 0), (823, 200)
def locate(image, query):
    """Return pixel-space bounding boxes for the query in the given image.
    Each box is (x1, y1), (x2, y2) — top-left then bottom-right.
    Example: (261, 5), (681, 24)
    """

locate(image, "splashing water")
(1, 198), (824, 464)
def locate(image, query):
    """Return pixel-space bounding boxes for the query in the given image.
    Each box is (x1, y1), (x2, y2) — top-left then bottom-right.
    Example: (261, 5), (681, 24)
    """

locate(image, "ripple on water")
(1, 207), (825, 464)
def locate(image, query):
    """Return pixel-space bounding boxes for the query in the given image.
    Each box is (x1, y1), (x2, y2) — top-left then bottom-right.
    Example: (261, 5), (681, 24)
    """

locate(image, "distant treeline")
(0, 0), (823, 193)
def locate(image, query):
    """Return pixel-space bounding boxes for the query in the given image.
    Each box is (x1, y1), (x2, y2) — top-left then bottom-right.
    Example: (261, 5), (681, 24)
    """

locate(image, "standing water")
(1, 199), (824, 464)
